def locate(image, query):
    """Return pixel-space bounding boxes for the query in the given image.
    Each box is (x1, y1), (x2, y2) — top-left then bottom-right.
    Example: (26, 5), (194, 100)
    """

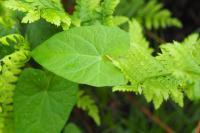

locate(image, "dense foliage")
(0, 0), (199, 133)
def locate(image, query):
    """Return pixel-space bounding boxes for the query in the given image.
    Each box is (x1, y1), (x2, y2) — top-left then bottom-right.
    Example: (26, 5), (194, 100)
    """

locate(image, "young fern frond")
(76, 90), (100, 126)
(0, 34), (30, 133)
(5, 0), (71, 30)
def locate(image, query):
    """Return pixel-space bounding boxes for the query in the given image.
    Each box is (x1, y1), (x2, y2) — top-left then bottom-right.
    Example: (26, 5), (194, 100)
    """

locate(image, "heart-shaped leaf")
(32, 25), (130, 87)
(14, 68), (78, 133)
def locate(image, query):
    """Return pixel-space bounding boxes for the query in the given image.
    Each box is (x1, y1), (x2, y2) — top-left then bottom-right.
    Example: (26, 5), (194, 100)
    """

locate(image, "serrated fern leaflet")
(77, 90), (100, 126)
(113, 20), (199, 109)
(0, 34), (30, 132)
(5, 0), (71, 30)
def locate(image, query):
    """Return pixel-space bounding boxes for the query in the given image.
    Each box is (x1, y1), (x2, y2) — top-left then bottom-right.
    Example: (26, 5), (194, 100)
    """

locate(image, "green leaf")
(64, 123), (81, 133)
(32, 25), (129, 87)
(14, 68), (78, 133)
(26, 20), (61, 49)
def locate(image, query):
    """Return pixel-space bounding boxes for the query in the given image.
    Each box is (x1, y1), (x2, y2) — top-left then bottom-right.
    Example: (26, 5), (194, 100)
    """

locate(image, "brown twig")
(195, 121), (200, 133)
(126, 94), (176, 133)
(146, 31), (166, 44)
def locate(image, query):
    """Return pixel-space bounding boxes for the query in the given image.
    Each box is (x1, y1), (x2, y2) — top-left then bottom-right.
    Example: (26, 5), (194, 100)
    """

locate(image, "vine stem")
(126, 94), (176, 133)
(195, 121), (200, 133)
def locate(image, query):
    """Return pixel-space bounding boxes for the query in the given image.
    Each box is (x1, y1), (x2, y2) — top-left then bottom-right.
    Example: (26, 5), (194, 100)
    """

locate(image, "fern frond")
(158, 34), (200, 100)
(114, 46), (183, 109)
(5, 0), (71, 30)
(135, 0), (182, 29)
(113, 21), (184, 109)
(73, 0), (101, 25)
(0, 1), (16, 36)
(3, 0), (30, 12)
(100, 0), (119, 26)
(76, 90), (100, 126)
(113, 85), (142, 93)
(112, 16), (128, 26)
(0, 34), (30, 133)
(73, 0), (124, 26)
(0, 34), (24, 45)
(115, 0), (145, 17)
(129, 19), (152, 53)
(116, 0), (182, 29)
(114, 30), (200, 108)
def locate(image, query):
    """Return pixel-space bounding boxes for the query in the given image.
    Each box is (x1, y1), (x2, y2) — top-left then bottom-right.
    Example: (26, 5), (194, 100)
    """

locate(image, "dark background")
(163, 0), (200, 41)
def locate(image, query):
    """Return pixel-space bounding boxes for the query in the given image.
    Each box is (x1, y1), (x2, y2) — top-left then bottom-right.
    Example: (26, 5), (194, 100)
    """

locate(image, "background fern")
(115, 0), (182, 29)
(76, 90), (100, 126)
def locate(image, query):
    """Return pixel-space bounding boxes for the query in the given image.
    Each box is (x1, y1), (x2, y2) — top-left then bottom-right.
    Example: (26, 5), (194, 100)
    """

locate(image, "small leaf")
(32, 25), (130, 87)
(14, 68), (78, 133)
